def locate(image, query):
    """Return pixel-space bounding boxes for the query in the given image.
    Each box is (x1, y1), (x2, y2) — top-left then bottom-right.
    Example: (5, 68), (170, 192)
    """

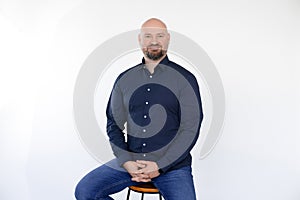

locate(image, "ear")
(167, 32), (170, 42)
(138, 33), (141, 45)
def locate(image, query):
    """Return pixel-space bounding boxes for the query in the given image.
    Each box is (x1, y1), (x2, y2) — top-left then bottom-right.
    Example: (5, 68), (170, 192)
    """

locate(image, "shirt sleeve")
(106, 81), (132, 166)
(156, 74), (203, 173)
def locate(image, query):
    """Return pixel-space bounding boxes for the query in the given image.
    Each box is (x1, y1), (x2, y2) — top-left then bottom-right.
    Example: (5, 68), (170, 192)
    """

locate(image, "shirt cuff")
(156, 158), (172, 174)
(116, 152), (133, 167)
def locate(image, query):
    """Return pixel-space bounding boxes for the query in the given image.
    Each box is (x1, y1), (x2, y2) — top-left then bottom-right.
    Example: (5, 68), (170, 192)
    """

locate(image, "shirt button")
(143, 115), (147, 119)
(143, 154), (146, 157)
(142, 129), (146, 133)
(149, 75), (153, 78)
(145, 101), (149, 105)
(147, 88), (151, 92)
(143, 143), (146, 147)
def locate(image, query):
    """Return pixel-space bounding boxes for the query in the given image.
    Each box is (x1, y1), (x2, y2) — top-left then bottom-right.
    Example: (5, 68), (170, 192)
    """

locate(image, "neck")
(144, 55), (166, 74)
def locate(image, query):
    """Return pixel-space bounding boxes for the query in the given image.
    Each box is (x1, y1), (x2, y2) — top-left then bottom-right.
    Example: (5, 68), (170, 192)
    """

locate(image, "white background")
(0, 0), (299, 199)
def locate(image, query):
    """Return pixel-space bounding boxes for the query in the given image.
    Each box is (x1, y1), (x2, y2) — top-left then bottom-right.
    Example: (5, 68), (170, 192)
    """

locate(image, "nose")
(151, 41), (158, 45)
(150, 36), (158, 44)
(150, 37), (159, 45)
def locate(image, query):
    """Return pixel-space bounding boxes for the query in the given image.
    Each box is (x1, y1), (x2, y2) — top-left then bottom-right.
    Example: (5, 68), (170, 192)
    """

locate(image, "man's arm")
(106, 81), (132, 166)
(155, 74), (203, 173)
(107, 79), (153, 182)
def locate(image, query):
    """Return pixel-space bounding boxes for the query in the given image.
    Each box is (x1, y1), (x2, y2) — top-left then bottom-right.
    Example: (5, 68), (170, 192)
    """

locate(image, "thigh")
(75, 159), (137, 199)
(153, 166), (196, 200)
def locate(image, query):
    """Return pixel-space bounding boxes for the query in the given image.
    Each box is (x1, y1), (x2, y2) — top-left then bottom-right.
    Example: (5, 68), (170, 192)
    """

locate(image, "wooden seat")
(126, 182), (162, 200)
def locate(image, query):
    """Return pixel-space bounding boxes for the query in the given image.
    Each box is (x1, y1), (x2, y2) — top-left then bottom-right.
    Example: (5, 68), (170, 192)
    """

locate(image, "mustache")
(147, 44), (162, 48)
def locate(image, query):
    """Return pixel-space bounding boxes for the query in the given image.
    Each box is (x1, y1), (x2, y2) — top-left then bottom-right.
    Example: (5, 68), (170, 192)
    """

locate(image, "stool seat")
(126, 182), (162, 200)
(129, 183), (159, 193)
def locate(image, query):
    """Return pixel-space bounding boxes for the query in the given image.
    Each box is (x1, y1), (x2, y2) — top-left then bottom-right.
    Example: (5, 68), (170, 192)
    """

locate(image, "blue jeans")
(75, 159), (196, 200)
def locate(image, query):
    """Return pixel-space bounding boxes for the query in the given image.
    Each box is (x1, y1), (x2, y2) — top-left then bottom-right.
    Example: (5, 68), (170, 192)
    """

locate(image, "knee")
(74, 180), (85, 200)
(74, 179), (94, 200)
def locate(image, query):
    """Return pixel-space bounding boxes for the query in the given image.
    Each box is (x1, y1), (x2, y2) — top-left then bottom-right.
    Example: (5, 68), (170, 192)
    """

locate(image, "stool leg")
(126, 188), (131, 200)
(141, 192), (144, 200)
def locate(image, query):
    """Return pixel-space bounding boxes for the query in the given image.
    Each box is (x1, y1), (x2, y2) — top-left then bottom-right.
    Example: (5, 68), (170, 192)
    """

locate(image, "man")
(75, 18), (203, 200)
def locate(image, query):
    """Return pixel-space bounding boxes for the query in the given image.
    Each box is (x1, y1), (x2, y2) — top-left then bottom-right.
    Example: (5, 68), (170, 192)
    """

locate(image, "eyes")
(143, 33), (166, 40)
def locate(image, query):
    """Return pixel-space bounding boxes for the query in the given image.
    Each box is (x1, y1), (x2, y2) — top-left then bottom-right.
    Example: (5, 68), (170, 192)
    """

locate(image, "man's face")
(139, 28), (170, 61)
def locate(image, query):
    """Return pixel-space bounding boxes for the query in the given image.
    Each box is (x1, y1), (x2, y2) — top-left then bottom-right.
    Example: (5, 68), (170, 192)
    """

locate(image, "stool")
(126, 182), (162, 200)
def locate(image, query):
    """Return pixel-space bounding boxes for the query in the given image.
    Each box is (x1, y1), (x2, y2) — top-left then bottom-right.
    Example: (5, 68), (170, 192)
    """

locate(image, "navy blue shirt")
(106, 55), (203, 173)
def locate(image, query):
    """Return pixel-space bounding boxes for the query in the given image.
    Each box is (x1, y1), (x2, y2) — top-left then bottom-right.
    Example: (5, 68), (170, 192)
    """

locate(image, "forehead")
(140, 27), (168, 35)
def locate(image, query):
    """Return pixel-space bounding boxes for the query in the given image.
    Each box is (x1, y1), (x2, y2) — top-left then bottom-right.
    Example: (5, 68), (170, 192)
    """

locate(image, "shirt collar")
(139, 55), (170, 71)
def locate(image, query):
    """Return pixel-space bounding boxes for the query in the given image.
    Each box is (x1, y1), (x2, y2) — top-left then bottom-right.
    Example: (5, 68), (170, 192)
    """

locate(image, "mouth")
(147, 45), (161, 51)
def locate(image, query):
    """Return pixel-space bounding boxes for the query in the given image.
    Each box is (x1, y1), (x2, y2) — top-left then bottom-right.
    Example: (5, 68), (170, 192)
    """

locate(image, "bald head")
(141, 18), (167, 30)
(139, 18), (170, 62)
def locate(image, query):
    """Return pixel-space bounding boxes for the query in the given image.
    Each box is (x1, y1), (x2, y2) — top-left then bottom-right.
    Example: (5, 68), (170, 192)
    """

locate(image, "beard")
(144, 45), (167, 61)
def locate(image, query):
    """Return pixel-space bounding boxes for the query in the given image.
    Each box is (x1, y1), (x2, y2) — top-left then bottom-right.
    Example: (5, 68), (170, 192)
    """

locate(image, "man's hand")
(123, 161), (144, 176)
(123, 161), (151, 182)
(134, 160), (160, 180)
